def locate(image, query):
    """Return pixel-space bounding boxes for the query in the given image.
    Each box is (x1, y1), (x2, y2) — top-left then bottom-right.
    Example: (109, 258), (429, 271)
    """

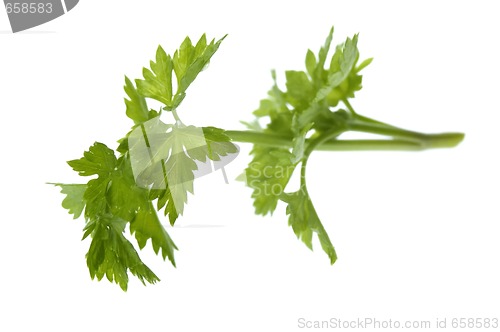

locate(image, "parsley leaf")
(291, 122), (312, 164)
(252, 70), (288, 118)
(162, 130), (198, 216)
(136, 34), (225, 111)
(128, 118), (237, 219)
(154, 188), (179, 226)
(245, 146), (296, 215)
(173, 34), (226, 103)
(136, 45), (174, 108)
(315, 34), (359, 102)
(281, 189), (337, 264)
(67, 142), (117, 176)
(106, 158), (178, 265)
(285, 70), (315, 109)
(305, 49), (317, 79)
(201, 126), (239, 162)
(148, 127), (236, 226)
(314, 26), (334, 83)
(83, 176), (110, 219)
(60, 141), (178, 289)
(51, 184), (86, 219)
(130, 203), (178, 265)
(297, 31), (369, 129)
(84, 214), (160, 291)
(124, 76), (149, 125)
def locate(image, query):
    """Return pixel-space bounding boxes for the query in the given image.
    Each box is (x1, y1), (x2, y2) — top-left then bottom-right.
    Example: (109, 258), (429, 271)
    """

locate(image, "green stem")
(341, 99), (465, 147)
(225, 129), (464, 151)
(225, 130), (293, 147)
(342, 98), (358, 116)
(348, 122), (465, 148)
(300, 128), (345, 186)
(343, 98), (400, 129)
(171, 108), (182, 124)
(342, 100), (464, 148)
(316, 139), (423, 151)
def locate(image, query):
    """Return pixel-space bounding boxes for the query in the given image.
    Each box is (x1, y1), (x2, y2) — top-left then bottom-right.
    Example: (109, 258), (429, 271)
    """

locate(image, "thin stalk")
(300, 127), (345, 186)
(225, 130), (464, 151)
(343, 98), (401, 129)
(348, 122), (465, 148)
(342, 98), (358, 116)
(225, 130), (293, 147)
(171, 108), (182, 124)
(316, 139), (424, 151)
(341, 99), (465, 148)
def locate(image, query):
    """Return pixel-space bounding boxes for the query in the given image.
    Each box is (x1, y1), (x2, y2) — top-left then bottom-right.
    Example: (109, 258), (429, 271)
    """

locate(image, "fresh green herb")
(52, 28), (464, 290)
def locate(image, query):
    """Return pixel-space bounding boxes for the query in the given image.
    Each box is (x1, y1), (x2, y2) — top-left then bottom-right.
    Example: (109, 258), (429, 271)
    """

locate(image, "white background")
(1, 1), (499, 331)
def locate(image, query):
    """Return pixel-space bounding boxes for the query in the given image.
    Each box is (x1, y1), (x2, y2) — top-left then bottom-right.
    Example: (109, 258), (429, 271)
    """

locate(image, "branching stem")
(225, 127), (464, 152)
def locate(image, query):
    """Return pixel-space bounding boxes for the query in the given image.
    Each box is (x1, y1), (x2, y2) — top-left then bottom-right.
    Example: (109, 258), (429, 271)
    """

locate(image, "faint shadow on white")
(0, 30), (56, 34)
(172, 224), (226, 228)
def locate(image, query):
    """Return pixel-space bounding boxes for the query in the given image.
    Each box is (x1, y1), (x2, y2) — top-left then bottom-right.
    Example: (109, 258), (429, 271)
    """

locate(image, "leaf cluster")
(53, 34), (236, 290)
(244, 27), (372, 263)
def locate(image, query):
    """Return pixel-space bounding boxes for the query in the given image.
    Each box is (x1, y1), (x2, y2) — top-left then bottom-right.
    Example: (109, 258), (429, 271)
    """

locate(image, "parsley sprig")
(52, 28), (464, 290)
